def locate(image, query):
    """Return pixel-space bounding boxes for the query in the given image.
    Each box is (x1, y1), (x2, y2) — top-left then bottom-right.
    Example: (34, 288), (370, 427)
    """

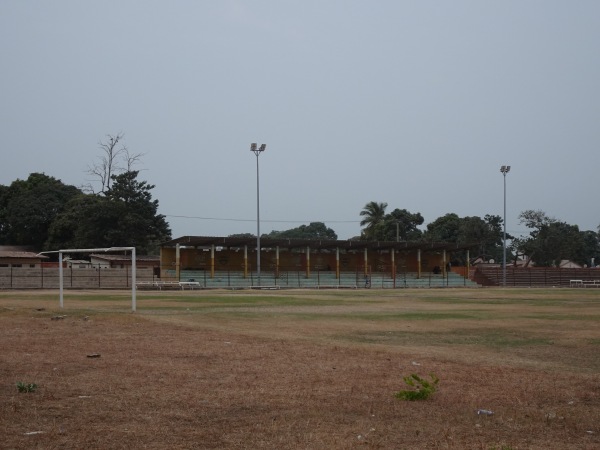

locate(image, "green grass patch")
(352, 311), (488, 321)
(444, 330), (553, 347)
(344, 329), (554, 348)
(419, 289), (600, 306)
(140, 294), (352, 307)
(521, 313), (600, 321)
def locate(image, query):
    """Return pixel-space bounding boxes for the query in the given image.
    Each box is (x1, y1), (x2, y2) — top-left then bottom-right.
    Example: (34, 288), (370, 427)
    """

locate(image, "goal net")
(39, 247), (137, 312)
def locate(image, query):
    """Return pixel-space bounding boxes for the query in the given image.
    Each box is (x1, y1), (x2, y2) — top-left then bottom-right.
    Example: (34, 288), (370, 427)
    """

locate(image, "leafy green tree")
(45, 194), (115, 250)
(459, 214), (508, 261)
(380, 208), (424, 241)
(0, 173), (81, 249)
(265, 222), (337, 240)
(0, 184), (9, 242)
(537, 222), (584, 267)
(102, 171), (171, 252)
(510, 210), (552, 266)
(422, 213), (507, 265)
(46, 171), (171, 253)
(424, 213), (461, 242)
(518, 209), (554, 230)
(514, 210), (585, 266)
(579, 230), (600, 267)
(360, 201), (388, 240)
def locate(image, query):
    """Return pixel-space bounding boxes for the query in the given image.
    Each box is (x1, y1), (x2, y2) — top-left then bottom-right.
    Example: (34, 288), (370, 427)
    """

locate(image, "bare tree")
(86, 133), (144, 193)
(123, 147), (145, 172)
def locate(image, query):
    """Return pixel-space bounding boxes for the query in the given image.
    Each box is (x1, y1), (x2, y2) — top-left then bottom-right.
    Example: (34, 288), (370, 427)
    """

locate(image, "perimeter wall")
(0, 267), (155, 289)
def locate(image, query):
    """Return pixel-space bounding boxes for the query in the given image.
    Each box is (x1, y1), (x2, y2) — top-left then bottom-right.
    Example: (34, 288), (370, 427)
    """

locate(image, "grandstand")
(156, 236), (478, 289)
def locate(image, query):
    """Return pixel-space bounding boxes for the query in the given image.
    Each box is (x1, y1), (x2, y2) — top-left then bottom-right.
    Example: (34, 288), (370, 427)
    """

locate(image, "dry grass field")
(1, 288), (599, 449)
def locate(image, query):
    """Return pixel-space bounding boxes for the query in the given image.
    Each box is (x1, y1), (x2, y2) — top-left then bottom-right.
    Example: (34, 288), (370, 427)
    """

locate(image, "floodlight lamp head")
(250, 143), (257, 152)
(259, 144), (266, 152)
(500, 165), (511, 174)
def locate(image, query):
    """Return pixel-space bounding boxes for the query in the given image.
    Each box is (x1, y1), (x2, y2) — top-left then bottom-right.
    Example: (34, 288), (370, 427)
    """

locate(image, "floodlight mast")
(500, 165), (511, 287)
(250, 143), (266, 286)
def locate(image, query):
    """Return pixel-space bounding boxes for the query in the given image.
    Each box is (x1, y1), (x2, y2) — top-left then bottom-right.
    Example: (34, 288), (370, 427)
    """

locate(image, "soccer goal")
(38, 247), (137, 312)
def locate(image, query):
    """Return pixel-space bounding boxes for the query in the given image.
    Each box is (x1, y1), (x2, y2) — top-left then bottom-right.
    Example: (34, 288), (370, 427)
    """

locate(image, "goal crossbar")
(38, 247), (137, 312)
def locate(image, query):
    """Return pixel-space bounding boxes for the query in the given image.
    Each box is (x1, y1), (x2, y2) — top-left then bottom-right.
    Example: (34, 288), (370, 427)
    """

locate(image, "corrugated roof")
(89, 254), (160, 262)
(161, 236), (474, 252)
(0, 251), (48, 259)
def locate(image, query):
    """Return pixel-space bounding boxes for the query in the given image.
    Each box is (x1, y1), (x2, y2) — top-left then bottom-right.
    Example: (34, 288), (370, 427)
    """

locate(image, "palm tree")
(360, 201), (388, 240)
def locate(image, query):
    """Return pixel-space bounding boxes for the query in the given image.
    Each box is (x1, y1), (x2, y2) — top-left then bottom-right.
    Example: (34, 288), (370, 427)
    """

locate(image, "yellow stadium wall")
(160, 246), (450, 275)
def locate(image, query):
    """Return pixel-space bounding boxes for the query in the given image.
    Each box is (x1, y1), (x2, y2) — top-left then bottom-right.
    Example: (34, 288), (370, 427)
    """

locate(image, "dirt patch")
(1, 289), (599, 449)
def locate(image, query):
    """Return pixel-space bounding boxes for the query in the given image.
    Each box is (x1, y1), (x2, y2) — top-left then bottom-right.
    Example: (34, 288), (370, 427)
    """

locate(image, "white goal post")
(38, 247), (137, 312)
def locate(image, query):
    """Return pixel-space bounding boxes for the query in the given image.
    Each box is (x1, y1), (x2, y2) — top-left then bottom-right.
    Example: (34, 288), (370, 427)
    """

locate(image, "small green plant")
(394, 373), (439, 401)
(16, 382), (38, 393)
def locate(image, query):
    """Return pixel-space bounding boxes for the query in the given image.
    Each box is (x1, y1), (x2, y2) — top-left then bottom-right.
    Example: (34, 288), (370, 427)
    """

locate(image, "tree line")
(355, 201), (599, 267)
(0, 171), (171, 255)
(2, 175), (598, 265)
(358, 201), (506, 264)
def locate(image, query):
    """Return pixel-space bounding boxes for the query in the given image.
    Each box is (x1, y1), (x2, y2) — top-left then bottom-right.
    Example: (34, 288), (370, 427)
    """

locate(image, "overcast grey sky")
(2, 1), (599, 240)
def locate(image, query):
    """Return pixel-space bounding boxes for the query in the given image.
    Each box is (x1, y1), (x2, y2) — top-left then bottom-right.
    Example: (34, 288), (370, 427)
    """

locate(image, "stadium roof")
(162, 236), (474, 252)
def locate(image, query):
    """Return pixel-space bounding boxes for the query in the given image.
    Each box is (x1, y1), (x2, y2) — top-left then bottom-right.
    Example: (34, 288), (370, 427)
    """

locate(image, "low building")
(0, 246), (48, 268)
(64, 258), (93, 269)
(90, 254), (160, 270)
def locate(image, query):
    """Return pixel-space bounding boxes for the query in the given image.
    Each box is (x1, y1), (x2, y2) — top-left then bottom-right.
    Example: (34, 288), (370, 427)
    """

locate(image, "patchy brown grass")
(1, 288), (599, 449)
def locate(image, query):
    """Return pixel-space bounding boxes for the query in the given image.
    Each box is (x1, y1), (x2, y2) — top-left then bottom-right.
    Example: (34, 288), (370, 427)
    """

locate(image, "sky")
(1, 1), (599, 241)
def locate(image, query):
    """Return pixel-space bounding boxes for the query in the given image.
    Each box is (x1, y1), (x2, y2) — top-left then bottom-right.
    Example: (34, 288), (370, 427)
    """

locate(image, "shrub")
(16, 382), (38, 393)
(394, 373), (438, 401)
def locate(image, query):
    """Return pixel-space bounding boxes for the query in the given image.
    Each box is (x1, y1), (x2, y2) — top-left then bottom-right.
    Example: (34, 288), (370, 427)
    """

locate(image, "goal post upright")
(38, 246), (137, 312)
(131, 247), (136, 312)
(59, 251), (64, 308)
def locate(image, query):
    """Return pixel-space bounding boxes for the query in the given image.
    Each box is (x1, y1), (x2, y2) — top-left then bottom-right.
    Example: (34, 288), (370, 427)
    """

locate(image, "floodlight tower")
(500, 165), (511, 287)
(251, 143), (266, 286)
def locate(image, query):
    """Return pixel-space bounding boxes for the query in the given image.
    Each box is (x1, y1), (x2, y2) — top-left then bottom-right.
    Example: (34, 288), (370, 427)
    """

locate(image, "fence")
(0, 267), (156, 289)
(474, 265), (600, 287)
(159, 267), (477, 289)
(0, 266), (477, 290)
(6, 265), (599, 290)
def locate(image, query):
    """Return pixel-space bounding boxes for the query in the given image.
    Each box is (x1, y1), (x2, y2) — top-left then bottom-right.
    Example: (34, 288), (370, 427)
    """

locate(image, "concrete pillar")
(210, 245), (215, 278)
(417, 248), (421, 279)
(159, 246), (164, 279)
(442, 249), (447, 278)
(466, 249), (470, 281)
(306, 246), (310, 278)
(336, 247), (340, 279)
(243, 245), (248, 278)
(175, 244), (181, 280)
